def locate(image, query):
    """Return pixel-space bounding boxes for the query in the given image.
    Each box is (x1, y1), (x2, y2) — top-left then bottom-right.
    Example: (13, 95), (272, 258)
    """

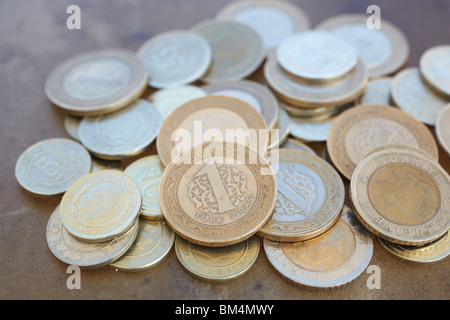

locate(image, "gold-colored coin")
(148, 85), (207, 120)
(175, 235), (260, 282)
(264, 51), (367, 109)
(435, 104), (450, 158)
(64, 115), (82, 141)
(258, 149), (345, 242)
(79, 99), (163, 160)
(391, 67), (449, 126)
(316, 14), (409, 79)
(15, 138), (91, 196)
(110, 219), (175, 272)
(420, 45), (450, 99)
(156, 95), (269, 167)
(60, 170), (141, 243)
(124, 155), (165, 220)
(350, 148), (450, 246)
(327, 105), (439, 180)
(137, 30), (212, 89)
(45, 49), (148, 116)
(359, 77), (393, 106)
(159, 141), (277, 247)
(215, 0), (310, 55)
(46, 205), (139, 269)
(202, 79), (279, 131)
(279, 99), (342, 119)
(268, 106), (290, 151)
(378, 231), (449, 263)
(280, 138), (316, 156)
(264, 205), (373, 289)
(191, 20), (264, 83)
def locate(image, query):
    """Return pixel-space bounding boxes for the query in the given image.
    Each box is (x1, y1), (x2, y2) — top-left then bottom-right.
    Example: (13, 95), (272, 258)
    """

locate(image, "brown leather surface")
(1, 0), (449, 300)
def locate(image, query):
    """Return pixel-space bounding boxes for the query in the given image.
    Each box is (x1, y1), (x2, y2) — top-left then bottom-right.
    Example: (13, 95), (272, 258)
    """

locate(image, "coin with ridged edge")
(46, 205), (139, 269)
(15, 138), (91, 196)
(258, 149), (345, 242)
(350, 148), (450, 246)
(159, 141), (277, 247)
(60, 170), (141, 243)
(175, 235), (260, 282)
(264, 206), (373, 289)
(45, 49), (148, 116)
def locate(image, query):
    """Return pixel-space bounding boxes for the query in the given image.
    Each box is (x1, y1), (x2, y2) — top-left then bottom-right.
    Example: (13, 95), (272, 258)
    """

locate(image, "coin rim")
(419, 45), (450, 98)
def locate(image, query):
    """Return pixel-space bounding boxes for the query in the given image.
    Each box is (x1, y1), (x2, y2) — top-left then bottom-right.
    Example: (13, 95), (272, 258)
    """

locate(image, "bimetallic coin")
(15, 138), (91, 196)
(436, 104), (450, 158)
(258, 150), (345, 242)
(45, 49), (148, 116)
(124, 155), (165, 220)
(175, 235), (260, 282)
(277, 30), (358, 83)
(391, 68), (449, 126)
(264, 206), (373, 289)
(64, 115), (82, 141)
(378, 231), (449, 263)
(420, 45), (450, 98)
(47, 205), (139, 269)
(216, 0), (310, 54)
(192, 20), (264, 83)
(110, 219), (175, 272)
(159, 141), (277, 247)
(264, 51), (367, 109)
(202, 79), (279, 131)
(316, 14), (409, 78)
(137, 30), (212, 89)
(280, 138), (316, 156)
(60, 170), (141, 243)
(359, 77), (393, 106)
(327, 105), (439, 180)
(268, 107), (290, 151)
(351, 148), (450, 246)
(79, 99), (162, 160)
(156, 96), (269, 167)
(148, 85), (207, 120)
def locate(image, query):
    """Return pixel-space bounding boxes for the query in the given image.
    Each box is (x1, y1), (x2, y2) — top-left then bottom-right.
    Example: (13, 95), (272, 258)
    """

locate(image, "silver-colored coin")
(280, 138), (316, 155)
(276, 30), (358, 82)
(46, 205), (139, 269)
(359, 77), (393, 106)
(15, 138), (91, 196)
(289, 114), (339, 143)
(420, 45), (450, 98)
(79, 99), (163, 160)
(137, 30), (212, 89)
(64, 115), (82, 141)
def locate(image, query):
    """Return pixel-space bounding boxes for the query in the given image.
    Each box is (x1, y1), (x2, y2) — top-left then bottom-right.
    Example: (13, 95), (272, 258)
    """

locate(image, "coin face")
(351, 148), (450, 246)
(45, 49), (148, 116)
(280, 138), (316, 156)
(110, 219), (175, 272)
(60, 170), (141, 243)
(436, 104), (450, 158)
(156, 96), (268, 167)
(137, 30), (212, 89)
(327, 105), (439, 180)
(191, 20), (264, 83)
(148, 85), (207, 120)
(46, 205), (139, 269)
(15, 138), (91, 196)
(216, 0), (310, 53)
(64, 115), (82, 141)
(359, 77), (393, 106)
(202, 79), (279, 131)
(378, 231), (449, 263)
(316, 14), (409, 78)
(124, 155), (165, 220)
(258, 150), (344, 242)
(159, 141), (277, 247)
(391, 68), (449, 126)
(264, 51), (367, 109)
(264, 206), (373, 288)
(420, 45), (450, 98)
(289, 113), (337, 143)
(277, 30), (358, 82)
(175, 235), (260, 282)
(79, 99), (162, 160)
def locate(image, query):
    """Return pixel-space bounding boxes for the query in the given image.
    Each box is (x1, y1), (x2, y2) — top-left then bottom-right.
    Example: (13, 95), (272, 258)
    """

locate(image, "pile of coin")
(14, 0), (449, 288)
